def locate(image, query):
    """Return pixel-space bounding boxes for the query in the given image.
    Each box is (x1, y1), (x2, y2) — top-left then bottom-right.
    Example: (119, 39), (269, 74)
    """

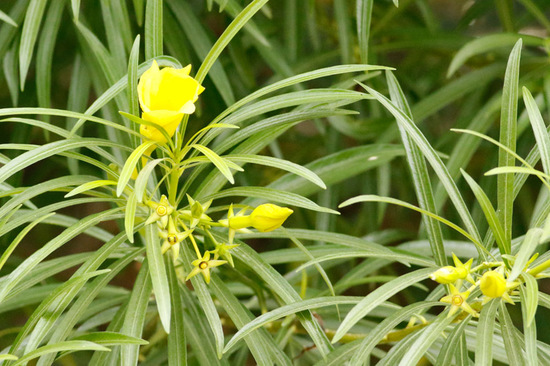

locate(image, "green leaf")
(166, 258), (186, 366)
(475, 299), (500, 366)
(135, 158), (165, 202)
(36, 0), (64, 111)
(332, 268), (434, 343)
(224, 296), (365, 354)
(498, 302), (524, 366)
(117, 140), (157, 197)
(229, 243), (333, 356)
(0, 355), (18, 361)
(435, 315), (472, 366)
(209, 274), (292, 366)
(497, 39), (522, 248)
(523, 87), (550, 175)
(145, 0), (162, 59)
(19, 0), (47, 90)
(124, 191), (138, 243)
(340, 194), (486, 254)
(145, 224), (171, 333)
(71, 0), (80, 20)
(121, 261), (152, 366)
(65, 180), (117, 198)
(195, 0), (268, 84)
(386, 70), (446, 266)
(509, 228), (543, 282)
(72, 332), (148, 346)
(0, 10), (17, 27)
(398, 313), (456, 365)
(227, 154), (326, 189)
(36, 248), (145, 366)
(521, 284), (538, 366)
(461, 169), (508, 254)
(348, 301), (440, 365)
(0, 208), (123, 304)
(128, 35), (141, 149)
(191, 144), (235, 184)
(358, 82), (483, 257)
(448, 34), (541, 77)
(522, 272), (539, 328)
(0, 212), (54, 272)
(356, 0), (373, 64)
(12, 341), (109, 366)
(205, 186), (339, 214)
(166, 0), (235, 106)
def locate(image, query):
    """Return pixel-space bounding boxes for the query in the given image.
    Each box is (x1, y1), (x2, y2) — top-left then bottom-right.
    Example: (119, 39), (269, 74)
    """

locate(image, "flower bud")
(429, 266), (461, 284)
(249, 204), (293, 232)
(480, 271), (507, 298)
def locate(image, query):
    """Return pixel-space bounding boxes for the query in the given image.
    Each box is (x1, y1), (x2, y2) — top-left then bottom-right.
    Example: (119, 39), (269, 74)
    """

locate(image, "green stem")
(528, 257), (550, 276)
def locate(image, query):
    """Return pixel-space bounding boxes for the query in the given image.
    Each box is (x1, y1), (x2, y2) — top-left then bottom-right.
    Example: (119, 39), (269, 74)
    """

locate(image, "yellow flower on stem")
(440, 284), (479, 318)
(138, 60), (204, 143)
(228, 204), (293, 232)
(429, 253), (474, 285)
(159, 217), (192, 260)
(145, 195), (173, 228)
(479, 270), (515, 304)
(185, 251), (227, 284)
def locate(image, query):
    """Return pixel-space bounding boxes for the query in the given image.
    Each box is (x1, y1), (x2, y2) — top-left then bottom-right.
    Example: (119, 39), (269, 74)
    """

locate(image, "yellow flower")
(138, 60), (204, 142)
(228, 204), (293, 232)
(145, 195), (173, 228)
(159, 217), (193, 260)
(185, 251), (226, 284)
(429, 254), (474, 285)
(440, 284), (479, 318)
(479, 271), (514, 304)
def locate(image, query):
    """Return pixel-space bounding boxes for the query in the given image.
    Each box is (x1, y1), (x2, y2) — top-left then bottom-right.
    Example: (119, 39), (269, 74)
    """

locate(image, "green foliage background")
(0, 0), (550, 365)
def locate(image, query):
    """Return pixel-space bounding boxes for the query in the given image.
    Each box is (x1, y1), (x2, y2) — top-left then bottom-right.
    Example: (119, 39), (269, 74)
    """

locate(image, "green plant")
(1, 1), (550, 365)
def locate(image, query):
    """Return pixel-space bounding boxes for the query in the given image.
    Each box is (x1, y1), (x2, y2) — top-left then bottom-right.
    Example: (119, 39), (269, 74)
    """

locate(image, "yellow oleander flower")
(138, 60), (204, 142)
(429, 266), (462, 284)
(228, 204), (293, 233)
(479, 270), (514, 304)
(429, 254), (474, 285)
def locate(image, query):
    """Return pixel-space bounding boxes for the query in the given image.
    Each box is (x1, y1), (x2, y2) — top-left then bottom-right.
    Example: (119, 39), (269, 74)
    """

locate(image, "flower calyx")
(440, 284), (479, 318)
(160, 216), (193, 260)
(179, 195), (212, 229)
(145, 195), (174, 228)
(185, 251), (227, 284)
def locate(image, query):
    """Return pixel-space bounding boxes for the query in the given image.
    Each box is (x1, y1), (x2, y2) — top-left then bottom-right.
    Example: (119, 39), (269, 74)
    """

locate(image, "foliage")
(1, 0), (550, 365)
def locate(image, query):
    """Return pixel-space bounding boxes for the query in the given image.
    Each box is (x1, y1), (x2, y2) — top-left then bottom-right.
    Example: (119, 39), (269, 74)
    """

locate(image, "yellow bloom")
(440, 284), (479, 318)
(138, 60), (204, 142)
(429, 254), (474, 285)
(159, 217), (193, 260)
(145, 195), (173, 228)
(479, 270), (514, 304)
(228, 204), (293, 232)
(185, 251), (226, 284)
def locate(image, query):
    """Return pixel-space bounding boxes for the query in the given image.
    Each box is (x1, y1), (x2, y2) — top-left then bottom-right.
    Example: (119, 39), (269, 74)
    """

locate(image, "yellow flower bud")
(480, 271), (507, 298)
(249, 204), (293, 232)
(429, 266), (461, 284)
(138, 60), (204, 142)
